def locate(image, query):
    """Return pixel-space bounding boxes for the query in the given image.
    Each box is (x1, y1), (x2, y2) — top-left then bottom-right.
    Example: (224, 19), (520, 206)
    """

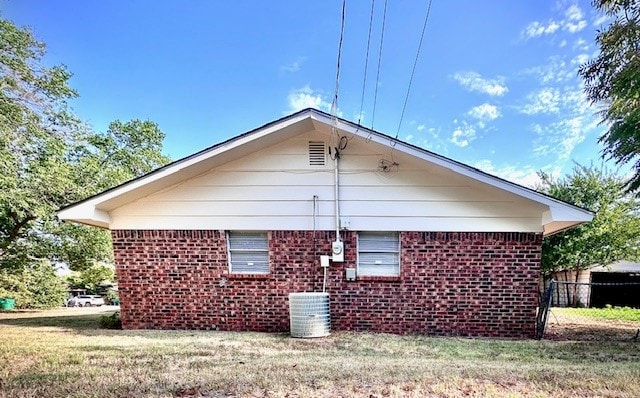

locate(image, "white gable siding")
(108, 130), (546, 232)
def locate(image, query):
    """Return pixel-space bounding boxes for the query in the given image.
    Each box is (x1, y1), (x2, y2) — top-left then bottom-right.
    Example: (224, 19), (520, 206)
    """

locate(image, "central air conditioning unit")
(288, 292), (331, 338)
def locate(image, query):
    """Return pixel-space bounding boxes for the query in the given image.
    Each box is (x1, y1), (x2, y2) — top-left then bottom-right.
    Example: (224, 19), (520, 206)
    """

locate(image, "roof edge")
(58, 107), (594, 228)
(306, 108), (595, 219)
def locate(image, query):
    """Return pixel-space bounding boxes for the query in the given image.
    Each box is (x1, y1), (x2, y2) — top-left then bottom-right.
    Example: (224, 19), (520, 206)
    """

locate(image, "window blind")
(228, 231), (269, 274)
(358, 232), (400, 277)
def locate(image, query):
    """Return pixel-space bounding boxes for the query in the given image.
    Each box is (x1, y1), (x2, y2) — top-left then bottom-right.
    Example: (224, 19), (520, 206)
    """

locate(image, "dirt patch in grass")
(1, 308), (640, 397)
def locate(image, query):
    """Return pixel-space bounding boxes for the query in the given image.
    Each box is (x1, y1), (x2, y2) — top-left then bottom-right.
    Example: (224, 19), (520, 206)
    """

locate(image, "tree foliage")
(579, 0), (640, 193)
(66, 263), (115, 294)
(538, 164), (640, 276)
(0, 16), (170, 306)
(0, 261), (67, 309)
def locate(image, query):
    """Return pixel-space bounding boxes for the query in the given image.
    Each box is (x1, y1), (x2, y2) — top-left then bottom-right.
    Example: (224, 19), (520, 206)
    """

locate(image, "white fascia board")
(542, 206), (594, 235)
(58, 207), (110, 229)
(310, 111), (594, 223)
(543, 207), (594, 224)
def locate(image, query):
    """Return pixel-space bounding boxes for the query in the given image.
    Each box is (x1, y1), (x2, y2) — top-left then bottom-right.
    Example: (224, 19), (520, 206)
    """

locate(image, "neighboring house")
(58, 108), (592, 338)
(549, 260), (640, 308)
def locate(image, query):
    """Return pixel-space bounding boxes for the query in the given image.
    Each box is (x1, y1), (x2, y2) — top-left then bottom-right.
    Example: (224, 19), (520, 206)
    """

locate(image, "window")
(227, 231), (269, 274)
(357, 232), (400, 277)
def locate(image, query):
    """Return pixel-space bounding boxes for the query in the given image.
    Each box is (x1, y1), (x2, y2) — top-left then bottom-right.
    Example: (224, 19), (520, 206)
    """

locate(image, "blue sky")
(3, 0), (615, 187)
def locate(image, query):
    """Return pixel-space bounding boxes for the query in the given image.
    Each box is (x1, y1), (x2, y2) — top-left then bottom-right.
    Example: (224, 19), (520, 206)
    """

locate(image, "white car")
(68, 295), (105, 307)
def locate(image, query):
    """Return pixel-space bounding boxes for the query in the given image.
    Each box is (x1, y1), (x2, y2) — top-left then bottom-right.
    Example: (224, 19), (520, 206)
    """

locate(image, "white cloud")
(417, 124), (425, 131)
(522, 20), (560, 38)
(573, 38), (590, 51)
(405, 134), (414, 142)
(565, 4), (584, 22)
(287, 85), (331, 113)
(280, 57), (307, 73)
(530, 84), (599, 162)
(562, 4), (587, 33)
(563, 84), (590, 115)
(450, 123), (476, 148)
(559, 39), (567, 48)
(419, 126), (447, 153)
(473, 160), (543, 188)
(563, 19), (587, 33)
(532, 116), (591, 160)
(520, 88), (561, 115)
(524, 56), (574, 84)
(571, 53), (589, 65)
(522, 4), (587, 39)
(452, 72), (508, 96)
(467, 103), (501, 122)
(593, 14), (610, 27)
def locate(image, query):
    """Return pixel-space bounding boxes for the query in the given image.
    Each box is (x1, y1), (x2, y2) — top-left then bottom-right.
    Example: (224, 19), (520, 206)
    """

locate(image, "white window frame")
(227, 231), (269, 274)
(357, 231), (401, 277)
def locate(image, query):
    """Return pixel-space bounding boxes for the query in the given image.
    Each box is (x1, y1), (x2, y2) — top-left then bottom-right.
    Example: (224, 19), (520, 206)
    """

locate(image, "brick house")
(59, 108), (592, 338)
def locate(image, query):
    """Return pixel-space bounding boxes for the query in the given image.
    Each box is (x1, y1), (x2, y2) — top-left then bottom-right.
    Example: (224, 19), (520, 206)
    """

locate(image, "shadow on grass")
(0, 308), (283, 340)
(0, 309), (116, 330)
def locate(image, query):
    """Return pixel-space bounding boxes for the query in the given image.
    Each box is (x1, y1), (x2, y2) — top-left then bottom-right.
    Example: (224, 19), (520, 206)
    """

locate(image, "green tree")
(0, 17), (170, 306)
(74, 119), (170, 194)
(66, 263), (115, 294)
(538, 165), (640, 282)
(0, 261), (67, 309)
(0, 17), (80, 269)
(579, 0), (640, 193)
(58, 119), (170, 271)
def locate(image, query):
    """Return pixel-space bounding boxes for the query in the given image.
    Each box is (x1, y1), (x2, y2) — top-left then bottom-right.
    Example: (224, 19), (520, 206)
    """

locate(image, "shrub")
(106, 289), (119, 305)
(100, 311), (122, 329)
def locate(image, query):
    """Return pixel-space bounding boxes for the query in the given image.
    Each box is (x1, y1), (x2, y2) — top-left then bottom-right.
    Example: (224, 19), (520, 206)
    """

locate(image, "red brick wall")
(112, 230), (542, 338)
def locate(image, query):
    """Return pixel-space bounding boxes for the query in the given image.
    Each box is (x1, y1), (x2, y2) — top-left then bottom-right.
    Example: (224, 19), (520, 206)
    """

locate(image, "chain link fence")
(538, 280), (640, 341)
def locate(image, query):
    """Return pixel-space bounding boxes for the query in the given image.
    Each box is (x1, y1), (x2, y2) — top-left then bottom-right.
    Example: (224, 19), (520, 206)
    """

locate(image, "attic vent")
(308, 141), (326, 166)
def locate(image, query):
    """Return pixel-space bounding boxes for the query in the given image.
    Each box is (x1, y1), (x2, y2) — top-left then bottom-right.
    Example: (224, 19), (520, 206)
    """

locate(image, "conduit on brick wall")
(112, 230), (542, 338)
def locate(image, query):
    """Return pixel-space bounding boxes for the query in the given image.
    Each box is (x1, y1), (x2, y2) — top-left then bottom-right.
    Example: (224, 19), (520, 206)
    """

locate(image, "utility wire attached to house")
(395, 0), (433, 142)
(358, 0), (376, 126)
(330, 0), (348, 247)
(370, 0), (388, 131)
(331, 0), (347, 142)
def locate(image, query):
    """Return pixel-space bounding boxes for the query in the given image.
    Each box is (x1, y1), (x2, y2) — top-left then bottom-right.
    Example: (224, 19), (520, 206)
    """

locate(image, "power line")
(370, 0), (388, 130)
(358, 0), (376, 125)
(331, 0), (347, 122)
(395, 0), (433, 140)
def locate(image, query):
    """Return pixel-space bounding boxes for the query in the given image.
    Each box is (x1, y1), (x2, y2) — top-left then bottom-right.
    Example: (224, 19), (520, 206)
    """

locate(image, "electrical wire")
(331, 0), (347, 131)
(358, 0), (376, 125)
(330, 2), (347, 250)
(370, 0), (388, 131)
(338, 136), (348, 151)
(395, 0), (433, 141)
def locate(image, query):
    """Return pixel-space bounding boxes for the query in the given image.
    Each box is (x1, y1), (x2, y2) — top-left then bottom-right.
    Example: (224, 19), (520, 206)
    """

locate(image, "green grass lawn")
(1, 308), (639, 397)
(553, 306), (640, 322)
